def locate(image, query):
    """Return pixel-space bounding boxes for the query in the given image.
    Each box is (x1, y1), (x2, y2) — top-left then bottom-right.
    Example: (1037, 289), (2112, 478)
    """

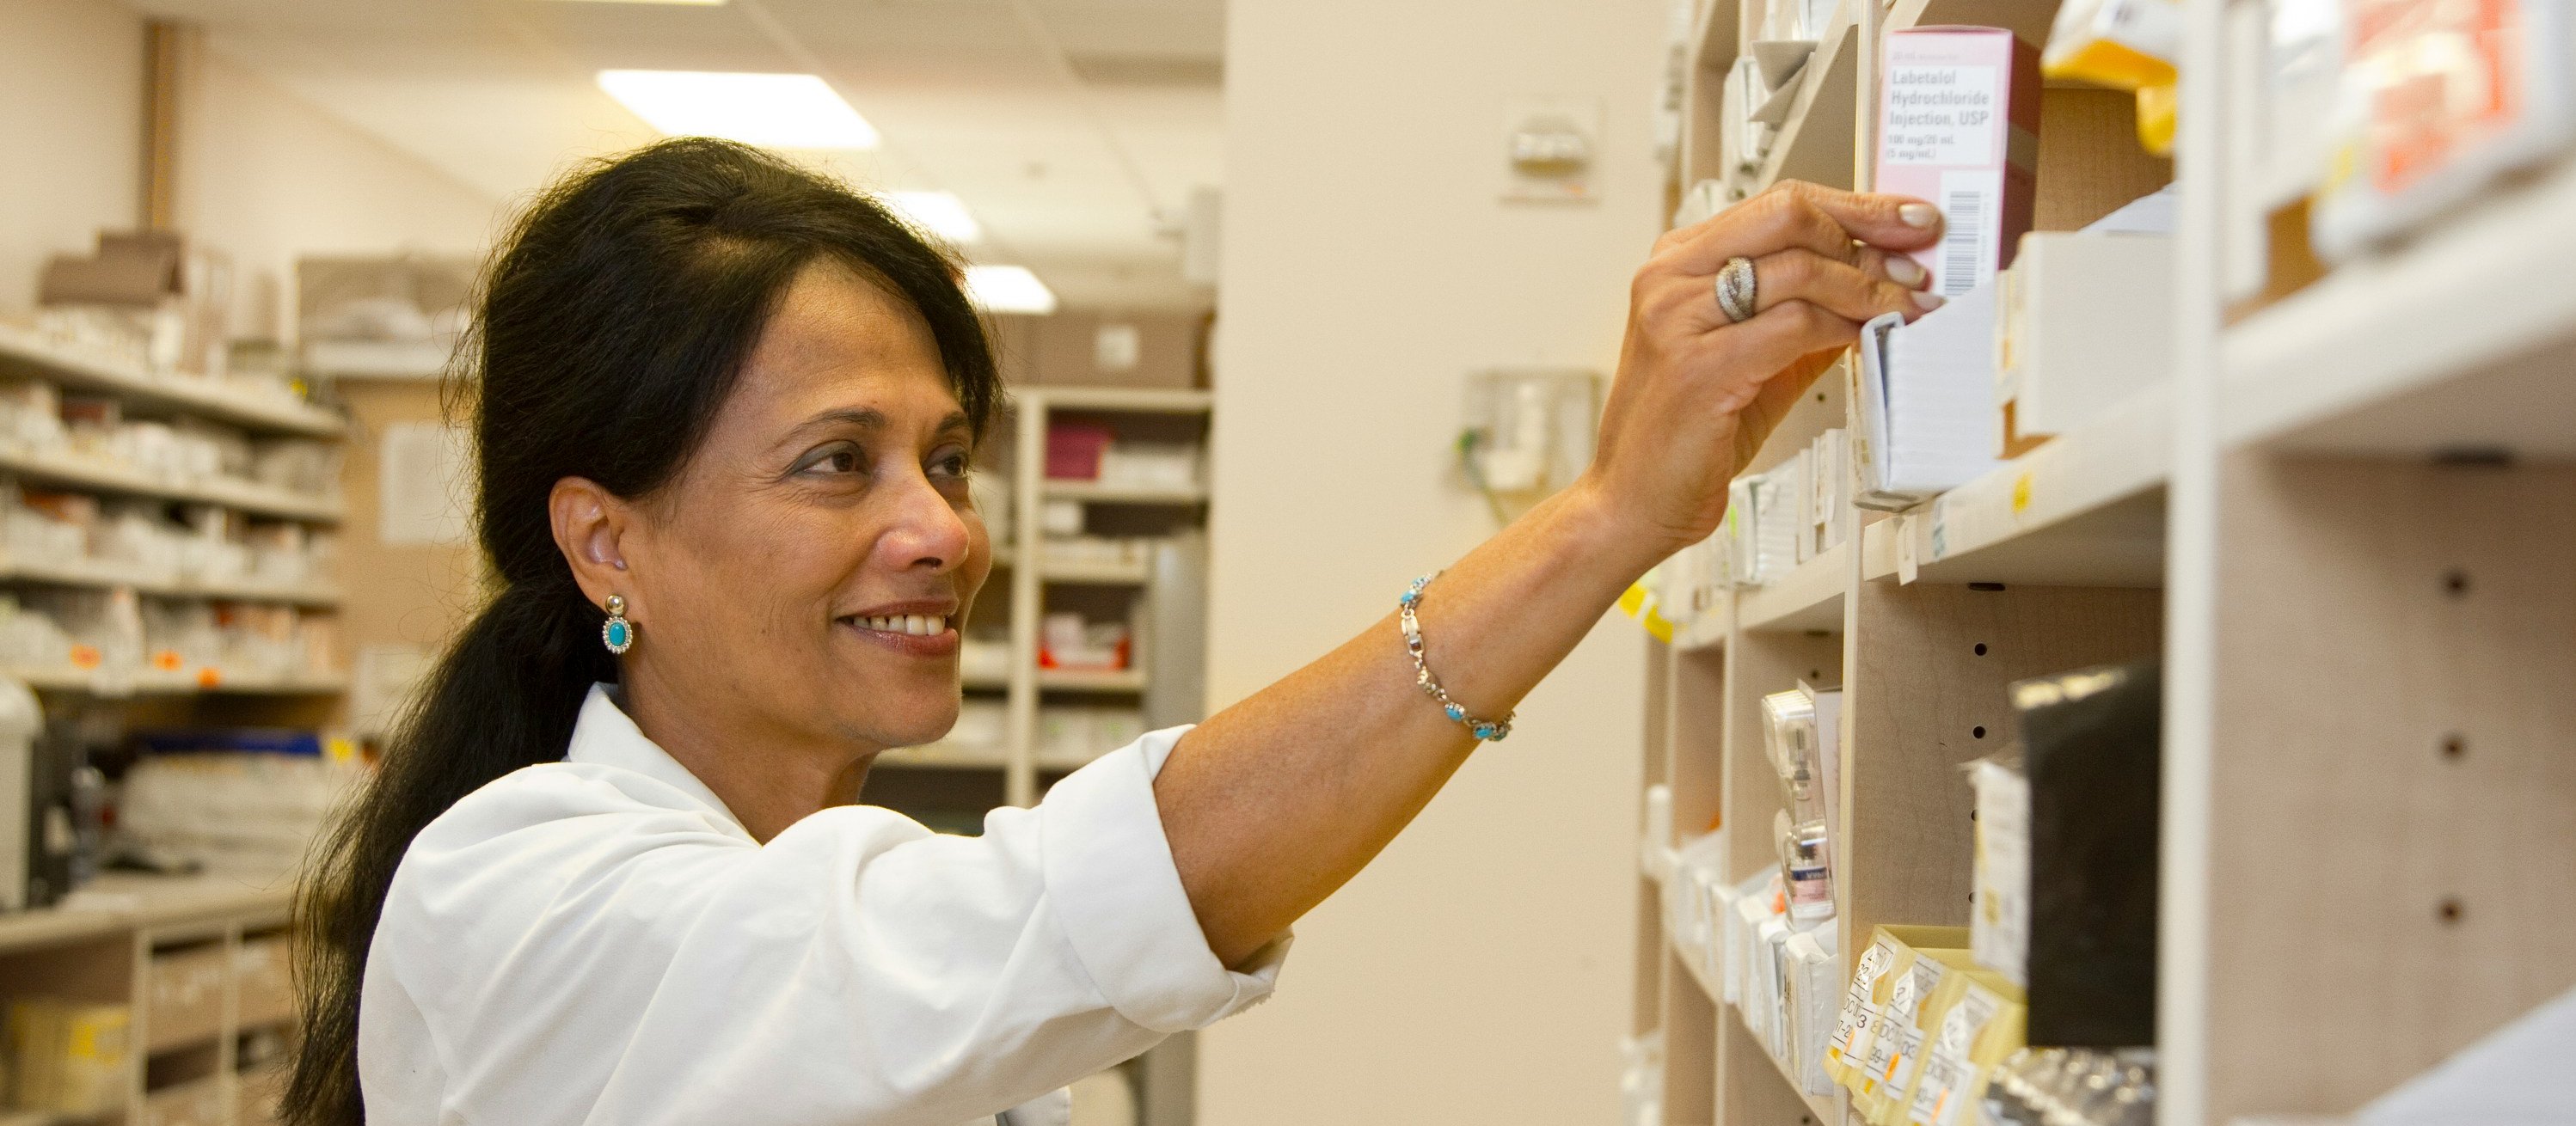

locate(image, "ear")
(549, 477), (639, 618)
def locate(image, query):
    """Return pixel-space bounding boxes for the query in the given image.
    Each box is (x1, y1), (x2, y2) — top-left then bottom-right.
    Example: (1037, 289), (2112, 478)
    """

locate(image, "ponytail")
(285, 579), (610, 1124)
(284, 138), (998, 1125)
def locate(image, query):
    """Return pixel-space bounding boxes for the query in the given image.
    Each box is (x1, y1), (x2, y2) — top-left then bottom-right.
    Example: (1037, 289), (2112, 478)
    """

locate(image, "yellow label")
(2011, 473), (2034, 516)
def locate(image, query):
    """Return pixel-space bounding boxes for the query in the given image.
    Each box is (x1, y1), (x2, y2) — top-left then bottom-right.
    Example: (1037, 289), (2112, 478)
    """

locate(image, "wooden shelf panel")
(2197, 457), (2576, 1121)
(0, 324), (345, 438)
(1669, 603), (1729, 652)
(1860, 381), (2171, 587)
(2222, 155), (2576, 460)
(1738, 539), (1849, 633)
(1754, 7), (1860, 193)
(1719, 1007), (1838, 1126)
(1886, 0), (2061, 46)
(1672, 930), (1842, 1126)
(0, 446), (343, 523)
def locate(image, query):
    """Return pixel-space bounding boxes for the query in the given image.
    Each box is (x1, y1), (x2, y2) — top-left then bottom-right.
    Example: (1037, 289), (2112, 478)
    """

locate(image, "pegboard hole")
(1972, 725), (1987, 739)
(2438, 898), (2465, 925)
(1973, 643), (1989, 657)
(2444, 570), (2470, 597)
(2441, 734), (2466, 761)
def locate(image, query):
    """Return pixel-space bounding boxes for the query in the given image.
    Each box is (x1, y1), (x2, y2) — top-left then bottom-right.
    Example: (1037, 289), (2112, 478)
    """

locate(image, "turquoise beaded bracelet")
(1399, 573), (1514, 742)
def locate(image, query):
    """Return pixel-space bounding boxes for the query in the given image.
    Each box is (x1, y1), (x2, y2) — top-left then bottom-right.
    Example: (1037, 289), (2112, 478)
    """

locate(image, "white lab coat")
(358, 685), (1286, 1126)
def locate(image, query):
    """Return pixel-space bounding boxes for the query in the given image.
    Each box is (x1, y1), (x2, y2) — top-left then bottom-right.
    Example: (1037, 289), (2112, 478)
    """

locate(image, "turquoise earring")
(602, 595), (634, 654)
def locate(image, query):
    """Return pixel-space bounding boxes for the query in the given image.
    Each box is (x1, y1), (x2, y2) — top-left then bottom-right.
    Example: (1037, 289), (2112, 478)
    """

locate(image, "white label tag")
(1908, 985), (2004, 1126)
(1896, 512), (1922, 584)
(1863, 958), (1944, 1086)
(1829, 939), (1897, 1065)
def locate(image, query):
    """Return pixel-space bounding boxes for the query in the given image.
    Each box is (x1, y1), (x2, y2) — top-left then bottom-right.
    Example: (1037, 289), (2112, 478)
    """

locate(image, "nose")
(874, 467), (974, 574)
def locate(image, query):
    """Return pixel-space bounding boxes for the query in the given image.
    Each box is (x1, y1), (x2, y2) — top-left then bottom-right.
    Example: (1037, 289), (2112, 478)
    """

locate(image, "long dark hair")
(285, 138), (1002, 1125)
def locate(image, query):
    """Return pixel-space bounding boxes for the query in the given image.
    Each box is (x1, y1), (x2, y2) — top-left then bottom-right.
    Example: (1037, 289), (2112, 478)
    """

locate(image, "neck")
(616, 666), (877, 843)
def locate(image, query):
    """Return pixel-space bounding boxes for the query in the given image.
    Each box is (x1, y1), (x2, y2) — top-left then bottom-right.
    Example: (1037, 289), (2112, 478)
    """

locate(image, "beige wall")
(1200, 0), (1669, 1122)
(0, 3), (503, 338)
(178, 46), (502, 342)
(0, 0), (145, 315)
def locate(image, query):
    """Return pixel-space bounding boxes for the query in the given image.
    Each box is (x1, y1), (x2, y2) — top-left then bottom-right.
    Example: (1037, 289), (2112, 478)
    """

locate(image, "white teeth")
(854, 614), (948, 635)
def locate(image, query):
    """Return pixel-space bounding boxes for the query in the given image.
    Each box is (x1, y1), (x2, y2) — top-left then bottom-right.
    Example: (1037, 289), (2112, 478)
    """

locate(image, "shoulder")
(377, 763), (745, 939)
(383, 762), (948, 929)
(416, 760), (736, 850)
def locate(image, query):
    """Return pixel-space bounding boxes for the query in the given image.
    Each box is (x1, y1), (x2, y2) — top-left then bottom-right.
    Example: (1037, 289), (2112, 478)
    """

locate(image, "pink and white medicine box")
(1876, 27), (2041, 297)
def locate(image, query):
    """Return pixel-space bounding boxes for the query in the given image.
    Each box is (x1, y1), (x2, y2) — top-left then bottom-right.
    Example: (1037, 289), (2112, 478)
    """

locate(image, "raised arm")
(1156, 181), (1948, 965)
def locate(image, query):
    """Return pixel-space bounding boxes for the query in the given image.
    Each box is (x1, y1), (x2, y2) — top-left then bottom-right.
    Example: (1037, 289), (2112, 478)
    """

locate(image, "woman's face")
(617, 259), (991, 755)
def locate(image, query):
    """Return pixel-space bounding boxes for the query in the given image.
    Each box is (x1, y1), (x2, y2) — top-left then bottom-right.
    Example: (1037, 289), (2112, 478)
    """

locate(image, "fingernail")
(1885, 257), (1926, 287)
(1913, 290), (1947, 312)
(1899, 203), (1940, 229)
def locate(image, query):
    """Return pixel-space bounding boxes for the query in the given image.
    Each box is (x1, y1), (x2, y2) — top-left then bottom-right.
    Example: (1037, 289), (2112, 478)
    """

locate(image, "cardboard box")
(1877, 27), (2041, 297)
(1994, 231), (2172, 456)
(40, 230), (235, 378)
(1011, 311), (1206, 389)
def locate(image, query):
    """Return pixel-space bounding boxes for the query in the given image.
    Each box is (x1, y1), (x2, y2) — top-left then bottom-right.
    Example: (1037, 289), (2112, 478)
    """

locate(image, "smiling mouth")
(852, 614), (949, 636)
(837, 613), (961, 658)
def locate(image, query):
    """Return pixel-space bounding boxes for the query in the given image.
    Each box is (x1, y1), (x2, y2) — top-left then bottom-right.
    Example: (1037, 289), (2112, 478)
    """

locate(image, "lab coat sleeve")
(379, 725), (1285, 1126)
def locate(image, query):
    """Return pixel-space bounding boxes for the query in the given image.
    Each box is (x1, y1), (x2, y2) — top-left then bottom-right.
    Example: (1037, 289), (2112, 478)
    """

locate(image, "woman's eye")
(794, 444), (866, 477)
(929, 449), (972, 479)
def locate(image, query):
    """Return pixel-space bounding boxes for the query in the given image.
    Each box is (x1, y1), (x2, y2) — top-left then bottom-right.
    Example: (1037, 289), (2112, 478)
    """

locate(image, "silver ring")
(1715, 255), (1757, 323)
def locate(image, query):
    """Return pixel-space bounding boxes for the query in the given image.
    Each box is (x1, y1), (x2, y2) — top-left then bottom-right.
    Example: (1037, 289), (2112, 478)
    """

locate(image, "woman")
(287, 138), (1943, 1126)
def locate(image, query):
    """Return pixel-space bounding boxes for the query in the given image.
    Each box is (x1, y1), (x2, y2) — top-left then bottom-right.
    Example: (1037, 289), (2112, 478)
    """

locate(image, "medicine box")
(1993, 231), (2173, 456)
(1877, 27), (2041, 297)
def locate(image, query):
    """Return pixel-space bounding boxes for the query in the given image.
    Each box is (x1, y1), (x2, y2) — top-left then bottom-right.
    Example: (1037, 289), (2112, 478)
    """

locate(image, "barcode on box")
(1937, 184), (1987, 296)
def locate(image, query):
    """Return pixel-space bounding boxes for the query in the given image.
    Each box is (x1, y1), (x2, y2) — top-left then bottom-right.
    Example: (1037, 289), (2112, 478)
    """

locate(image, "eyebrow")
(794, 407), (887, 435)
(782, 407), (974, 442)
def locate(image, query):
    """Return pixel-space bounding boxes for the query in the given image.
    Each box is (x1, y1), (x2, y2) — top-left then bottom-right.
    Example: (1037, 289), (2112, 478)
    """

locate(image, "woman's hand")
(1153, 181), (1947, 967)
(1581, 180), (1947, 556)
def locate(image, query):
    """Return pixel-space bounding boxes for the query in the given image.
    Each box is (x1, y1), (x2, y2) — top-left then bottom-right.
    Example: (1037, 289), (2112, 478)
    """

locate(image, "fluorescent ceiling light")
(596, 70), (878, 149)
(963, 266), (1057, 315)
(883, 192), (983, 243)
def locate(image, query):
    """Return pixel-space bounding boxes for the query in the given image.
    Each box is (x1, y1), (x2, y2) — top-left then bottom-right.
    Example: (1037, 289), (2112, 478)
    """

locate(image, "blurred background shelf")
(1036, 668), (1148, 693)
(0, 553), (340, 606)
(5, 664), (347, 696)
(0, 445), (342, 523)
(0, 323), (344, 438)
(1040, 480), (1208, 505)
(2222, 155), (2576, 460)
(1734, 539), (1846, 633)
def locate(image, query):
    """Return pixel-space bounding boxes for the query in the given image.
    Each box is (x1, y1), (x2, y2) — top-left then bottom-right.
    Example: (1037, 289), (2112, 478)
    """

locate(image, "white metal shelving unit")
(0, 330), (349, 706)
(0, 325), (345, 439)
(1631, 2), (2574, 1124)
(885, 384), (1212, 808)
